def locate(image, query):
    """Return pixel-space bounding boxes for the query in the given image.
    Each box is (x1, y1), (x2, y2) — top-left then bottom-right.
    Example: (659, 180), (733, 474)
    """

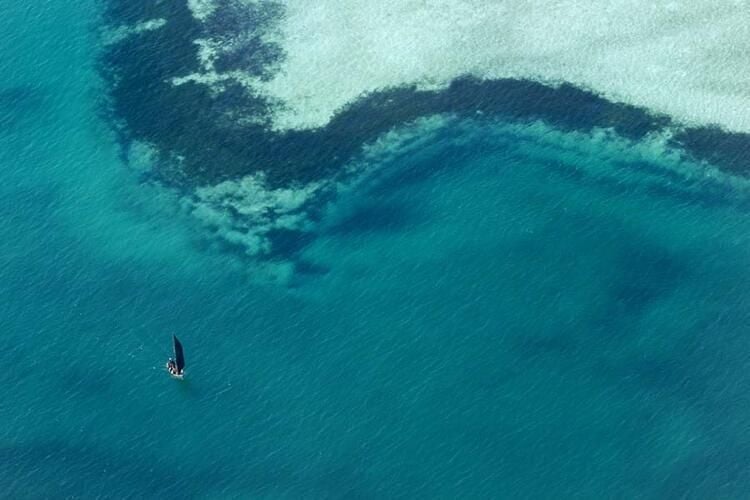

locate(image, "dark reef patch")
(101, 0), (730, 192)
(672, 126), (750, 176)
(609, 241), (689, 316)
(100, 1), (750, 193)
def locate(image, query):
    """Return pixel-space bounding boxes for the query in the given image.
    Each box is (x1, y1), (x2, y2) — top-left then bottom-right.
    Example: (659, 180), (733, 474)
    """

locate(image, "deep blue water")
(3, 2), (750, 498)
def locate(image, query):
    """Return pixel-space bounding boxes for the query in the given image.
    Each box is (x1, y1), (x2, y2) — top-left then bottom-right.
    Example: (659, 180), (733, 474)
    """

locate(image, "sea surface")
(3, 1), (750, 498)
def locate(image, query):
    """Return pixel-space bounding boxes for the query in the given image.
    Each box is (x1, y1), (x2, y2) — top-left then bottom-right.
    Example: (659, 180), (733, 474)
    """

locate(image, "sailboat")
(166, 335), (185, 379)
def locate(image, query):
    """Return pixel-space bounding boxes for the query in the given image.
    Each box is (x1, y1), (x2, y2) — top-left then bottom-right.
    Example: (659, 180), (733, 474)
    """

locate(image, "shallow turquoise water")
(3, 2), (750, 498)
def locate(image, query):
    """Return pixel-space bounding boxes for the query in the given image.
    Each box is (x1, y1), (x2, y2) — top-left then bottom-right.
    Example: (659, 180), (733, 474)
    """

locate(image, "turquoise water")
(4, 2), (750, 498)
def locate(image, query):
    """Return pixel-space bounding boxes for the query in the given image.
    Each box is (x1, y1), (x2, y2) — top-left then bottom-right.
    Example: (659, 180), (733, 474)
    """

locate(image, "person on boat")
(166, 358), (180, 376)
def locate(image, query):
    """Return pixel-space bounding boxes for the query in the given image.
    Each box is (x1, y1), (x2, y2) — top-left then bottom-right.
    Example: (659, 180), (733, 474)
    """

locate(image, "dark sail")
(173, 335), (185, 372)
